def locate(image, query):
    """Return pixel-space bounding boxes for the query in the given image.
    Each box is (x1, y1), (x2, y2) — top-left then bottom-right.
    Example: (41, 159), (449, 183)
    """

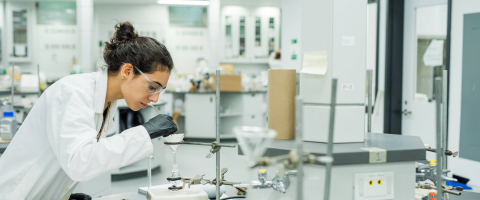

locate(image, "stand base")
(147, 186), (209, 200)
(168, 185), (183, 191)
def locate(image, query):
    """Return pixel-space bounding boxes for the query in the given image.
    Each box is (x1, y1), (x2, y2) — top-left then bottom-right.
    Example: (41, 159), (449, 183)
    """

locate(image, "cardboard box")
(212, 74), (242, 92)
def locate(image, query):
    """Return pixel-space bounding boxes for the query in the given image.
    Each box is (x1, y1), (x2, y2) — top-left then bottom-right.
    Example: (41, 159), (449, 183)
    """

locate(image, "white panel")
(354, 171), (394, 200)
(299, 0), (333, 104)
(299, 0), (366, 104)
(247, 162), (415, 200)
(332, 0), (367, 104)
(185, 94), (215, 138)
(303, 105), (365, 143)
(280, 0), (302, 71)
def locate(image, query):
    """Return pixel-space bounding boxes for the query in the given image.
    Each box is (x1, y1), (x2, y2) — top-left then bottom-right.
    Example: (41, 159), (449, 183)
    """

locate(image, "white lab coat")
(0, 70), (154, 199)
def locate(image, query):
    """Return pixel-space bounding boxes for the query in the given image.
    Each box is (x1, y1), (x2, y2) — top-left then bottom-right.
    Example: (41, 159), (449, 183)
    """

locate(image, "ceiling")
(9, 0), (282, 7)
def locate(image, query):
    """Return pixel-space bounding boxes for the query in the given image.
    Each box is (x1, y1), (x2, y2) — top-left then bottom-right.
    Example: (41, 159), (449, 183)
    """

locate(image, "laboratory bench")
(239, 132), (426, 165)
(238, 133), (427, 200)
(93, 192), (238, 200)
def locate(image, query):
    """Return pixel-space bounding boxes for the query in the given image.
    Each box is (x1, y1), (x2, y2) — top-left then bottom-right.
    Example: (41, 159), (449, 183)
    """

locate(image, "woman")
(0, 22), (177, 199)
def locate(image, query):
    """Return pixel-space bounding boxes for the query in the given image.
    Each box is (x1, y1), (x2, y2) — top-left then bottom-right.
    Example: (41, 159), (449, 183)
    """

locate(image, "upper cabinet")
(221, 6), (280, 64)
(6, 2), (34, 63)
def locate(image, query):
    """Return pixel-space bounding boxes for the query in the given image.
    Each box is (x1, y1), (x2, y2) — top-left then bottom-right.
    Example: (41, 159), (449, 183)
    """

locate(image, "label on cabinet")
(342, 36), (356, 46)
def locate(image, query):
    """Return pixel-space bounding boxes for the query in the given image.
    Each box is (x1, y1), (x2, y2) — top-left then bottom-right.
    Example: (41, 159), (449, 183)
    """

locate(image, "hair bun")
(105, 21), (138, 50)
(114, 21), (138, 42)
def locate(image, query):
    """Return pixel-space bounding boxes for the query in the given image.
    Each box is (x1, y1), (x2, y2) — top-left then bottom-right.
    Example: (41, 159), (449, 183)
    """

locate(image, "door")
(185, 94), (216, 138)
(403, 0), (447, 160)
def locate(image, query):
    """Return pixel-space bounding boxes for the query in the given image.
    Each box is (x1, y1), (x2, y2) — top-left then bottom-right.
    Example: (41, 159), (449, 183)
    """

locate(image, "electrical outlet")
(354, 171), (394, 200)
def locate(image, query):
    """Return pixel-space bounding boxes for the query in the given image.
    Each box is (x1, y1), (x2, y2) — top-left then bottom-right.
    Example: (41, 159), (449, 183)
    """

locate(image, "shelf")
(220, 60), (268, 64)
(220, 112), (242, 117)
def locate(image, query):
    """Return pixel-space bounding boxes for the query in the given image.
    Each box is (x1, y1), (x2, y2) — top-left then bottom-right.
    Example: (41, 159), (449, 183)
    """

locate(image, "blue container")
(3, 111), (14, 117)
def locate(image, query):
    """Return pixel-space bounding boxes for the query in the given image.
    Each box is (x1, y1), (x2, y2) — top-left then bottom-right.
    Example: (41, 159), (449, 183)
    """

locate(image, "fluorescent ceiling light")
(157, 0), (210, 6)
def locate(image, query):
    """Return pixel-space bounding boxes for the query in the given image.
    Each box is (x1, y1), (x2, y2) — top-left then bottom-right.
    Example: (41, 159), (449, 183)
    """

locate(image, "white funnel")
(233, 126), (277, 167)
(164, 134), (184, 152)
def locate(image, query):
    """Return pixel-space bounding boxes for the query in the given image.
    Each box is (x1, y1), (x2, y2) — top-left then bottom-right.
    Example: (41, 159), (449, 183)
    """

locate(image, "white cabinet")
(185, 94), (216, 138)
(242, 93), (264, 127)
(182, 92), (266, 139)
(220, 6), (281, 63)
(5, 2), (34, 62)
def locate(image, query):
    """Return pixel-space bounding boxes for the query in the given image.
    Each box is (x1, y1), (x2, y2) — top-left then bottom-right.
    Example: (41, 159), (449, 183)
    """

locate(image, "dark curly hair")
(103, 21), (174, 76)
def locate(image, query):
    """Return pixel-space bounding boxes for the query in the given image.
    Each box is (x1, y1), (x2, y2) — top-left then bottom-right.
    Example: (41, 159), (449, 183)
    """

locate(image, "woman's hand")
(142, 114), (178, 139)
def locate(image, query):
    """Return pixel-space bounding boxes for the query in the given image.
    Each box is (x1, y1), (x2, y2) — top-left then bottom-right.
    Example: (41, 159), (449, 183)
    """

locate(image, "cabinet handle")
(251, 115), (255, 119)
(210, 97), (213, 102)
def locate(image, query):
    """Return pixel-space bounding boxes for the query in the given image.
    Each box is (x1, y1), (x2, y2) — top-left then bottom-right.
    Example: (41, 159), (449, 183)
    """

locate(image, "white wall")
(0, 2), (4, 67)
(377, 0), (387, 93)
(93, 4), (169, 70)
(416, 4), (447, 36)
(0, 2), (3, 29)
(280, 0), (301, 71)
(448, 0), (480, 188)
(208, 0), (221, 71)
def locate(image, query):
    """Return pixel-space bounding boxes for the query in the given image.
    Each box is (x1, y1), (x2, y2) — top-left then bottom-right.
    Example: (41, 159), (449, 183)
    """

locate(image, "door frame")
(384, 0), (405, 135)
(383, 0), (452, 136)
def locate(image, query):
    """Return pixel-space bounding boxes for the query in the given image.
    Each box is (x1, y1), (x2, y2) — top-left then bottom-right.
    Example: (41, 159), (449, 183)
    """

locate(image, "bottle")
(174, 99), (184, 113)
(0, 111), (18, 140)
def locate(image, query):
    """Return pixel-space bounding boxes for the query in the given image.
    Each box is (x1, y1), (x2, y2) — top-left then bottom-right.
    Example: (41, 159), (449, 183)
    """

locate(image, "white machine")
(300, 0), (367, 143)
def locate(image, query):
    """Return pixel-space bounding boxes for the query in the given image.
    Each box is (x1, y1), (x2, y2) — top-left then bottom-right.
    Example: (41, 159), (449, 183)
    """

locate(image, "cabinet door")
(185, 94), (216, 138)
(242, 93), (265, 127)
(242, 93), (264, 114)
(6, 2), (34, 62)
(243, 113), (263, 127)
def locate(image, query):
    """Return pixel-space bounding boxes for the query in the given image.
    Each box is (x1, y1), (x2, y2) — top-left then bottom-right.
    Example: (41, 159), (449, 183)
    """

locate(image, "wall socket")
(354, 171), (394, 200)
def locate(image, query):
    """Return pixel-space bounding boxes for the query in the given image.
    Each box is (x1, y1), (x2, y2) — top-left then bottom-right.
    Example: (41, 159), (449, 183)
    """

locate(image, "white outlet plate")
(354, 171), (394, 200)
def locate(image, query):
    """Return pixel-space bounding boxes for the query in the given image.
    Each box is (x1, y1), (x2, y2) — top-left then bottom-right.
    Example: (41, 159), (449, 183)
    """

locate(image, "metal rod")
(11, 63), (14, 110)
(442, 70), (448, 170)
(442, 70), (449, 200)
(324, 79), (337, 200)
(295, 96), (304, 200)
(164, 141), (236, 148)
(37, 64), (42, 96)
(367, 70), (373, 133)
(215, 70), (220, 200)
(148, 155), (153, 192)
(435, 77), (444, 200)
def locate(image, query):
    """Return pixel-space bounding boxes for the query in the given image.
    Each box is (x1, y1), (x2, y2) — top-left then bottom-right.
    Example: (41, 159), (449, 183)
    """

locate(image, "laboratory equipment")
(233, 126), (277, 167)
(164, 134), (185, 190)
(299, 0), (366, 143)
(0, 111), (17, 140)
(147, 186), (209, 200)
(146, 70), (238, 200)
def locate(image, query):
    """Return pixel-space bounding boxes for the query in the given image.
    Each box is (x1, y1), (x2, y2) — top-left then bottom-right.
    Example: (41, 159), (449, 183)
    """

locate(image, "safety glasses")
(132, 65), (166, 95)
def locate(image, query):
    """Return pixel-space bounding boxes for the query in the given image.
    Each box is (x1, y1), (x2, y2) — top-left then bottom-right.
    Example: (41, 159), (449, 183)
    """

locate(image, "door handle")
(402, 109), (412, 116)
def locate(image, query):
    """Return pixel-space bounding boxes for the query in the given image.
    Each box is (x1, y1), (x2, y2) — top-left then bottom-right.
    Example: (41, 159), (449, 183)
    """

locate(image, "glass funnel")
(164, 134), (185, 187)
(233, 126), (277, 167)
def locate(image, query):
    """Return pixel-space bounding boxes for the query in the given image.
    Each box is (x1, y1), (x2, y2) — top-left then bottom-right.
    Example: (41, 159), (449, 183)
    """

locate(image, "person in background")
(0, 21), (177, 200)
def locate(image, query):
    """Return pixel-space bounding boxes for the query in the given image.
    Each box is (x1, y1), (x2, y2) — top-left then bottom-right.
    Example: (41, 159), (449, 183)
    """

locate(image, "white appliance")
(300, 0), (367, 143)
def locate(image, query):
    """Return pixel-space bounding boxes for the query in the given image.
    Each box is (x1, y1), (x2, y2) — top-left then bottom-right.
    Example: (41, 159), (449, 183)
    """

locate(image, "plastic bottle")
(0, 111), (18, 140)
(174, 99), (184, 113)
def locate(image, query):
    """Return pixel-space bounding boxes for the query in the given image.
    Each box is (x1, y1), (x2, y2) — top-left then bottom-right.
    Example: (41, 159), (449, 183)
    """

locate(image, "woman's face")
(121, 65), (170, 111)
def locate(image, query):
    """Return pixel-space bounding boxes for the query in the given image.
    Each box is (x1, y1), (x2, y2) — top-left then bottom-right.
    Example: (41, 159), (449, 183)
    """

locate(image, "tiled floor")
(110, 141), (251, 197)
